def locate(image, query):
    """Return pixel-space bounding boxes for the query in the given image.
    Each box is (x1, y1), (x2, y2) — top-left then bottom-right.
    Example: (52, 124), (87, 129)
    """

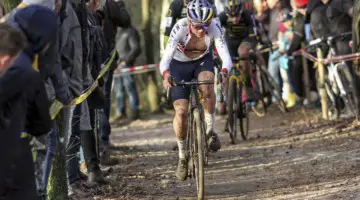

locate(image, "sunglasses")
(191, 24), (209, 30)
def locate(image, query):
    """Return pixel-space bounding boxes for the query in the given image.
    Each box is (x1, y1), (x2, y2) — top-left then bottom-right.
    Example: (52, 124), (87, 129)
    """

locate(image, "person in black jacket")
(113, 25), (141, 121)
(286, 0), (319, 106)
(95, 0), (131, 165)
(0, 5), (57, 200)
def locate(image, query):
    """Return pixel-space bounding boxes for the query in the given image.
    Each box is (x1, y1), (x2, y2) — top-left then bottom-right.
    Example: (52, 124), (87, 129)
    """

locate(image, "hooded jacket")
(2, 0), (72, 105)
(61, 2), (83, 97)
(0, 5), (56, 199)
(115, 26), (141, 67)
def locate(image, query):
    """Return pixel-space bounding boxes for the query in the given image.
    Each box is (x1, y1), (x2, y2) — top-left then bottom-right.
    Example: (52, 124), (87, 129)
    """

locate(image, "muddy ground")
(95, 106), (360, 200)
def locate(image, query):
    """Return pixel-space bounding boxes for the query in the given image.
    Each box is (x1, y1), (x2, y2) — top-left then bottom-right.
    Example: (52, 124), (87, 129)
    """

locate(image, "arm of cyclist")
(160, 22), (184, 88)
(245, 10), (257, 41)
(212, 18), (232, 80)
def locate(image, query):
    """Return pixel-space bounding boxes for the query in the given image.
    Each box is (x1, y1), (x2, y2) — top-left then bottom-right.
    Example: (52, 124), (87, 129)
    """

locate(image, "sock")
(177, 139), (186, 159)
(205, 113), (215, 135)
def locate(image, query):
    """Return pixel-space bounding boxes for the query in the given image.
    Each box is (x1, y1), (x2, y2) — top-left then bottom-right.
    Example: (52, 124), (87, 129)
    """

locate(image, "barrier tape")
(49, 50), (117, 120)
(48, 46), (359, 119)
(113, 64), (159, 77)
(296, 49), (360, 65)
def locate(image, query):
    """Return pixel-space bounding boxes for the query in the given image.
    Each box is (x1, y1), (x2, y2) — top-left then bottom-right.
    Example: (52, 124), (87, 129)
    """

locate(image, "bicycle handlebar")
(306, 32), (352, 50)
(329, 31), (352, 43)
(166, 80), (214, 101)
(173, 80), (214, 86)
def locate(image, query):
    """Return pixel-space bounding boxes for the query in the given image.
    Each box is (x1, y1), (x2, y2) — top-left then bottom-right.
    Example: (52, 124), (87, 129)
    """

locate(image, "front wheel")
(338, 65), (359, 119)
(193, 108), (205, 200)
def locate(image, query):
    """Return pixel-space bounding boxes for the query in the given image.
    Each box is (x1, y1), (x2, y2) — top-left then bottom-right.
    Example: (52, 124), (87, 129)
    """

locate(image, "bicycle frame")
(326, 43), (349, 97)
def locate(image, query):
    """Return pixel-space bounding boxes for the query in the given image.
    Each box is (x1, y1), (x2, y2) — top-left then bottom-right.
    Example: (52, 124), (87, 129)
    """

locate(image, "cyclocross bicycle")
(167, 79), (214, 200)
(306, 32), (359, 120)
(226, 57), (250, 143)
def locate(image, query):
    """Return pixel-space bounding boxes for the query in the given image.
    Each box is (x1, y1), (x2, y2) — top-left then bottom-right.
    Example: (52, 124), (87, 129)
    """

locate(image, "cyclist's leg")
(195, 53), (220, 151)
(169, 59), (193, 180)
(238, 38), (257, 101)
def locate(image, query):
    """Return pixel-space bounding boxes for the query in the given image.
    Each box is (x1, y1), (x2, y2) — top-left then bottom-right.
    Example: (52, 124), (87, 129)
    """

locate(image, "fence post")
(316, 47), (328, 119)
(301, 42), (311, 104)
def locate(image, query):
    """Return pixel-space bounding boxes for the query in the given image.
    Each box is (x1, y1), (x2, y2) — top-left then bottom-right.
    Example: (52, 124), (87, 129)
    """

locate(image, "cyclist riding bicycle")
(218, 0), (259, 102)
(160, 0), (231, 181)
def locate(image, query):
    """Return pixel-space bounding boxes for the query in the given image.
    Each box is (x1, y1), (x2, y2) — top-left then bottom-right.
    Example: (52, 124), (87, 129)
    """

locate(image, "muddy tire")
(193, 108), (205, 200)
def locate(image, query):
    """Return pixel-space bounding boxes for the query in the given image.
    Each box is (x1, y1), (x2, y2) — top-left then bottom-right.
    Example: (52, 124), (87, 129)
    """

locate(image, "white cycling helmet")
(187, 0), (214, 25)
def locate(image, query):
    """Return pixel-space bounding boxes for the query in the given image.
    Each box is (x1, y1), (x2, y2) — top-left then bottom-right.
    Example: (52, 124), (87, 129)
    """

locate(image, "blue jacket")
(0, 5), (57, 198)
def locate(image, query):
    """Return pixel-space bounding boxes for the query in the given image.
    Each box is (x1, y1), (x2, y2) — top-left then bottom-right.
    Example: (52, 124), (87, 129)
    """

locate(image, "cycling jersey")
(163, 0), (215, 47)
(218, 9), (256, 40)
(218, 9), (257, 57)
(159, 18), (232, 75)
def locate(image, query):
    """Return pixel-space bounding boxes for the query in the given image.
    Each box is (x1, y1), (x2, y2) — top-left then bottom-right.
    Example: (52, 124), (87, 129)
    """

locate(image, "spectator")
(267, 0), (290, 102)
(95, 0), (131, 165)
(73, 0), (108, 188)
(60, 0), (97, 198)
(113, 25), (141, 121)
(287, 0), (319, 106)
(6, 1), (73, 198)
(253, 0), (270, 35)
(1, 5), (57, 199)
(277, 13), (296, 108)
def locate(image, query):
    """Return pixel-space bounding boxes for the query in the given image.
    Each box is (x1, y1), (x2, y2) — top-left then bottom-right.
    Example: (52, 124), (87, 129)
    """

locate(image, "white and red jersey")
(159, 18), (232, 75)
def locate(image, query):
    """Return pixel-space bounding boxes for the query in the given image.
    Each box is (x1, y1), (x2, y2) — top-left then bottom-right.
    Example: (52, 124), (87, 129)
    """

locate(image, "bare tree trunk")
(48, 112), (69, 200)
(2, 0), (21, 13)
(159, 0), (171, 56)
(142, 0), (160, 113)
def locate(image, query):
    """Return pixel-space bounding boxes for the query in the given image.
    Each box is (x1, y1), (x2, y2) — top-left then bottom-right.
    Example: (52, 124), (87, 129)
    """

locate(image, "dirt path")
(96, 107), (360, 200)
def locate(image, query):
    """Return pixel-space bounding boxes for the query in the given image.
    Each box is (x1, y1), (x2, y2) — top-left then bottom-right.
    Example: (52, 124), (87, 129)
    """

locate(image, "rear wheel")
(262, 68), (287, 112)
(251, 64), (267, 117)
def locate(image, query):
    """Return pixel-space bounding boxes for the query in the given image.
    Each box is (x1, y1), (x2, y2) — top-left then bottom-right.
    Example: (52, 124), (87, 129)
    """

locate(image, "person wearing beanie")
(0, 5), (57, 200)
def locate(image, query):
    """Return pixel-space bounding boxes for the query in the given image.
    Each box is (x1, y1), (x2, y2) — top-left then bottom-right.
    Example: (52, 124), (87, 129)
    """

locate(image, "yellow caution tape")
(49, 50), (117, 119)
(49, 50), (116, 119)
(21, 132), (31, 139)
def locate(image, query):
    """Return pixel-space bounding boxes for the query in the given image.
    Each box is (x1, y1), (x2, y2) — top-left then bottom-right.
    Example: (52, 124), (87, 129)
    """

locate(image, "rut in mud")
(95, 107), (360, 200)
